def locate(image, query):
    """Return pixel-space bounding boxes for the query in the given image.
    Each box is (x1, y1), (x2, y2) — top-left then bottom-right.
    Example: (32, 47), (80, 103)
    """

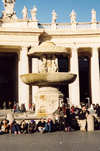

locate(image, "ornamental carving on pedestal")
(1, 0), (18, 20)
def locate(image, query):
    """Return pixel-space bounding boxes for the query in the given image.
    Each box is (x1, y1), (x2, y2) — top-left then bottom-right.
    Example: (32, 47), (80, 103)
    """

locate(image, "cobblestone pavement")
(0, 130), (100, 151)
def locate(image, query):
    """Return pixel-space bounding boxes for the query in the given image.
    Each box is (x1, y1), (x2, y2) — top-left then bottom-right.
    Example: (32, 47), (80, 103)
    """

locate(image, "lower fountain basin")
(20, 72), (77, 86)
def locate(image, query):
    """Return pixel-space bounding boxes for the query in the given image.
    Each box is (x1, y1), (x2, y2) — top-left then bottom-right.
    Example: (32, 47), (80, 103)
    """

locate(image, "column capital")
(21, 45), (29, 50)
(70, 45), (79, 51)
(91, 46), (99, 51)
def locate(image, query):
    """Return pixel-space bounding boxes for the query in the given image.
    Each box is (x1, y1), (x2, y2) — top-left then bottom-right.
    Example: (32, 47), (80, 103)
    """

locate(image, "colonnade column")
(18, 46), (29, 109)
(69, 46), (80, 106)
(32, 58), (39, 104)
(91, 47), (100, 104)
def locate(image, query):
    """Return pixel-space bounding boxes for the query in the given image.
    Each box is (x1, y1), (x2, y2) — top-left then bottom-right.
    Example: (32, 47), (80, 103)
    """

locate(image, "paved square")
(0, 131), (100, 151)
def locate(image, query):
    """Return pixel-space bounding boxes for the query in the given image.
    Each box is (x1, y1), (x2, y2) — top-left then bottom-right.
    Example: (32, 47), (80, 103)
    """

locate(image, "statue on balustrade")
(91, 9), (96, 22)
(22, 6), (28, 20)
(2, 0), (15, 3)
(52, 10), (57, 23)
(70, 10), (77, 23)
(30, 6), (37, 21)
(1, 0), (17, 19)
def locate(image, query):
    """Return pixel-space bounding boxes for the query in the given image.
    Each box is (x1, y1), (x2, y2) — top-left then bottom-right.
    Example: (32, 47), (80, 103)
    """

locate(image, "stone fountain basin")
(20, 72), (77, 86)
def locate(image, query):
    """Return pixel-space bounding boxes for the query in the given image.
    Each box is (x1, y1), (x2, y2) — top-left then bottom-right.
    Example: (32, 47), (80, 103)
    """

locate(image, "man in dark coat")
(37, 118), (46, 133)
(78, 104), (87, 131)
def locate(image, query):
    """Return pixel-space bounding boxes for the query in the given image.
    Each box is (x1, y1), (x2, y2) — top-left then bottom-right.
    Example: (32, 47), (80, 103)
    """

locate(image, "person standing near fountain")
(3, 102), (6, 109)
(52, 107), (64, 131)
(77, 104), (87, 131)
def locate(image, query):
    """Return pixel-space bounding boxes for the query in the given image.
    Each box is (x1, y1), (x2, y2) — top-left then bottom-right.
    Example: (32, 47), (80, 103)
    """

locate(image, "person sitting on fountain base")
(10, 120), (21, 134)
(37, 118), (46, 133)
(20, 120), (28, 134)
(28, 119), (36, 133)
(52, 107), (64, 131)
(45, 118), (55, 132)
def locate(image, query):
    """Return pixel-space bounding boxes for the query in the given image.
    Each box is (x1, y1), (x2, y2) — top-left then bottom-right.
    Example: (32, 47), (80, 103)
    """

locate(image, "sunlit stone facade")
(0, 1), (100, 109)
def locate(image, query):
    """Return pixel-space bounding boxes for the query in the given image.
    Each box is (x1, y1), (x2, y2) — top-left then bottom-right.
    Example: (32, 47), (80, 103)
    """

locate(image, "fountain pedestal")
(35, 87), (64, 116)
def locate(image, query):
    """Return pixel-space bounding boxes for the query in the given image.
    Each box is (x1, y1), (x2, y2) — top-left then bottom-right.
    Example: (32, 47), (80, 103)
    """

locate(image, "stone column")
(32, 58), (39, 104)
(91, 47), (100, 104)
(18, 46), (29, 109)
(69, 46), (80, 106)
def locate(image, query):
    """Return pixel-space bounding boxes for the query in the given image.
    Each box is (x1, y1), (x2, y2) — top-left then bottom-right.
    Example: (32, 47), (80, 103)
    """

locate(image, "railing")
(76, 22), (92, 29)
(56, 23), (71, 30)
(97, 22), (100, 29)
(38, 22), (100, 30)
(38, 23), (51, 30)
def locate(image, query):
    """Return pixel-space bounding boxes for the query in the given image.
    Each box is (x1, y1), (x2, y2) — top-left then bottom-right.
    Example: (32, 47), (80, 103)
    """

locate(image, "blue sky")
(0, 0), (100, 23)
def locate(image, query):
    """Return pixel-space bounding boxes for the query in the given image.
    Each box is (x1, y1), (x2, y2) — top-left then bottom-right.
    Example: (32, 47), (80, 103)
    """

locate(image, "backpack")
(65, 126), (71, 132)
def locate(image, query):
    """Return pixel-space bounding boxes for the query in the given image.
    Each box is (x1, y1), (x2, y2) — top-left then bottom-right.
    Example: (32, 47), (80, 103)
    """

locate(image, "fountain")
(20, 41), (77, 116)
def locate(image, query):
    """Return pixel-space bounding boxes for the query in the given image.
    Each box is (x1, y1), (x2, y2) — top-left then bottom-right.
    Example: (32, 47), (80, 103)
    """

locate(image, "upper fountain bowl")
(20, 72), (77, 86)
(28, 41), (69, 58)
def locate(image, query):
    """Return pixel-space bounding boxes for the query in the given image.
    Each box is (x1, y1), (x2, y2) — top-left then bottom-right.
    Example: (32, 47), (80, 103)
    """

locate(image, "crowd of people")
(13, 103), (26, 114)
(0, 102), (100, 134)
(13, 102), (35, 114)
(0, 117), (55, 134)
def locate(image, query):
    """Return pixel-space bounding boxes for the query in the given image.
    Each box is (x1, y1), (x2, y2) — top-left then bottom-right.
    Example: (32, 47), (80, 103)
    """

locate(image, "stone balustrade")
(1, 20), (100, 30)
(56, 23), (71, 30)
(76, 22), (92, 29)
(38, 23), (52, 30)
(38, 22), (100, 30)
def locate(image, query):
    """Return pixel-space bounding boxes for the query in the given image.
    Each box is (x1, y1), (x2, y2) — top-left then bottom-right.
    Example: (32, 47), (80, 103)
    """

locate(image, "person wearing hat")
(28, 119), (36, 133)
(77, 104), (87, 131)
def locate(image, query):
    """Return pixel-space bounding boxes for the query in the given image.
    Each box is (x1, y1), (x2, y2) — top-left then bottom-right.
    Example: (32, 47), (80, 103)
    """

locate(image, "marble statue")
(40, 54), (58, 73)
(47, 59), (52, 72)
(22, 6), (28, 20)
(40, 55), (47, 73)
(91, 9), (96, 22)
(30, 6), (37, 20)
(2, 0), (15, 3)
(70, 10), (77, 23)
(1, 0), (17, 19)
(52, 10), (57, 23)
(52, 55), (58, 72)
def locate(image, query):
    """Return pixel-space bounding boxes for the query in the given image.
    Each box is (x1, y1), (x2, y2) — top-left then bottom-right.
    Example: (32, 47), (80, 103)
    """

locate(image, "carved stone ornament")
(1, 0), (18, 20)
